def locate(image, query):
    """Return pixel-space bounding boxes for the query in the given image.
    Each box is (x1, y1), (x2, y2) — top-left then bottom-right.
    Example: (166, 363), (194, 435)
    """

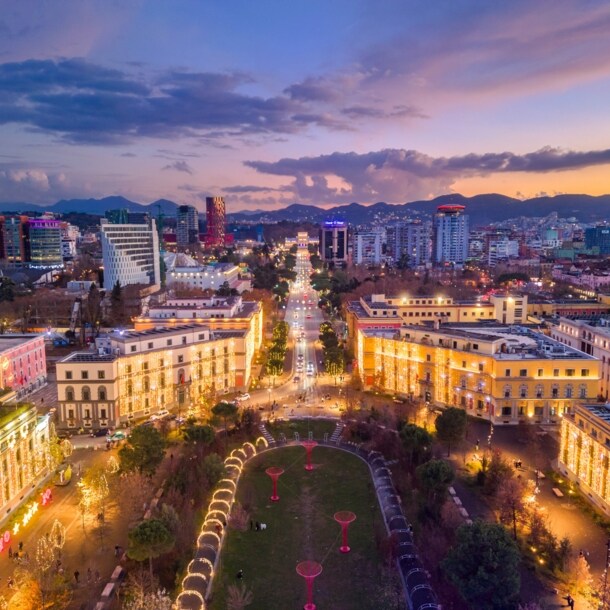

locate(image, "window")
(502, 406), (512, 416)
(143, 377), (150, 392)
(82, 386), (91, 401)
(198, 333), (205, 340)
(460, 377), (466, 389)
(565, 386), (573, 398)
(159, 359), (164, 367)
(68, 409), (74, 420)
(127, 382), (133, 397)
(462, 360), (466, 368)
(505, 369), (511, 377)
(479, 364), (484, 372)
(504, 386), (511, 398)
(66, 387), (74, 401)
(518, 405), (525, 416)
(519, 385), (527, 398)
(143, 362), (149, 371)
(519, 369), (527, 377)
(535, 385), (543, 399)
(178, 355), (184, 363)
(537, 369), (543, 377)
(131, 345), (137, 352)
(84, 408), (91, 419)
(167, 339), (172, 346)
(581, 369), (589, 377)
(552, 386), (559, 398)
(534, 406), (543, 416)
(96, 370), (105, 380)
(98, 387), (106, 401)
(126, 365), (132, 374)
(65, 371), (73, 380)
(579, 385), (587, 399)
(81, 371), (89, 380)
(100, 408), (107, 419)
(553, 369), (559, 377)
(426, 354), (431, 362)
(182, 336), (187, 345)
(148, 342), (153, 349)
(472, 344), (479, 351)
(566, 369), (575, 377)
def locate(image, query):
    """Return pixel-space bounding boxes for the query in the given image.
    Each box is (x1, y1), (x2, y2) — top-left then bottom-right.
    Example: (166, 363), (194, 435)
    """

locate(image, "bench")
(552, 487), (564, 498)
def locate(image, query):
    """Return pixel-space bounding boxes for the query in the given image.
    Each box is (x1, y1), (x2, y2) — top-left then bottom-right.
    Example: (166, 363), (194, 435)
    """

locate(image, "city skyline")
(1, 1), (610, 211)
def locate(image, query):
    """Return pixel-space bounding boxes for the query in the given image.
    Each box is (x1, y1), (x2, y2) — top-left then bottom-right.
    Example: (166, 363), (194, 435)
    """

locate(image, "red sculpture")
(334, 511), (357, 553)
(296, 560), (323, 610)
(265, 466), (284, 502)
(301, 440), (318, 471)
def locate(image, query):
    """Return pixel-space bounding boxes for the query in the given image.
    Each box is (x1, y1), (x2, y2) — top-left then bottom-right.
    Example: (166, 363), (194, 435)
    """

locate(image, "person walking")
(74, 570), (80, 584)
(87, 568), (92, 584)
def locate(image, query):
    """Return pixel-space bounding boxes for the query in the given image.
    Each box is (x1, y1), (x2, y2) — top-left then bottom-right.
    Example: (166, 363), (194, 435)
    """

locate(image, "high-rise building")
(386, 220), (429, 267)
(100, 219), (160, 291)
(1, 216), (28, 263)
(26, 217), (63, 268)
(319, 220), (348, 265)
(585, 226), (610, 255)
(176, 205), (199, 247)
(352, 228), (383, 266)
(205, 196), (226, 248)
(433, 205), (469, 265)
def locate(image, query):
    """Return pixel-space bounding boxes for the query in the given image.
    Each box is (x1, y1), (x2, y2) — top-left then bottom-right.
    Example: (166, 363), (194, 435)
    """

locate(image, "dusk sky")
(1, 0), (610, 211)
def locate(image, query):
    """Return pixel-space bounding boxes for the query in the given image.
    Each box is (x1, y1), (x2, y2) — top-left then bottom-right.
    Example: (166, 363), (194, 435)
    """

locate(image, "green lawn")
(266, 418), (336, 441)
(209, 446), (386, 610)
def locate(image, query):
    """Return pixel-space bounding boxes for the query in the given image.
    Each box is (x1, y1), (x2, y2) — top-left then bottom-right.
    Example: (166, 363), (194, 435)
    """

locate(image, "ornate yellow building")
(559, 403), (610, 515)
(357, 323), (600, 425)
(57, 325), (255, 430)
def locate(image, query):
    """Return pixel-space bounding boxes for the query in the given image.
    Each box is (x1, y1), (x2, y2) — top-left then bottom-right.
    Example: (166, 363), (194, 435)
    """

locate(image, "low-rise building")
(356, 323), (599, 425)
(165, 255), (250, 293)
(56, 324), (255, 430)
(0, 404), (52, 517)
(0, 335), (47, 397)
(558, 403), (610, 515)
(133, 295), (263, 351)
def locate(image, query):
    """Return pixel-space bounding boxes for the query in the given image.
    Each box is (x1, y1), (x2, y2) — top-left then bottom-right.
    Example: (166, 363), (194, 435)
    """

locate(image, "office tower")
(386, 220), (429, 267)
(433, 205), (469, 265)
(26, 217), (63, 267)
(1, 216), (27, 263)
(100, 218), (160, 291)
(205, 196), (226, 248)
(319, 220), (348, 265)
(176, 205), (199, 247)
(585, 226), (610, 255)
(105, 209), (150, 225)
(352, 228), (383, 265)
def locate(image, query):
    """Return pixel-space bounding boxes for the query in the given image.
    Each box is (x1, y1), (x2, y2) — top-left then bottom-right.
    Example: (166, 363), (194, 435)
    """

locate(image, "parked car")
(150, 409), (170, 421)
(91, 428), (109, 438)
(110, 430), (127, 441)
(235, 393), (251, 402)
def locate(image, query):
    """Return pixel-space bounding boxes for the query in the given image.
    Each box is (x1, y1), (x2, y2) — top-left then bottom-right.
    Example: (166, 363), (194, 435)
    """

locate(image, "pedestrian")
(236, 569), (244, 579)
(8, 546), (12, 559)
(170, 453), (174, 461)
(7, 577), (14, 589)
(250, 520), (253, 530)
(255, 521), (260, 531)
(94, 569), (100, 583)
(87, 568), (92, 583)
(475, 439), (480, 450)
(74, 570), (80, 584)
(18, 541), (23, 552)
(114, 545), (120, 557)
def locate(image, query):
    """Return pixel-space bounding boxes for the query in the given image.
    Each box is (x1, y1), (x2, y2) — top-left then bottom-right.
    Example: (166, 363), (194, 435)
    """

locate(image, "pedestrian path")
(258, 423), (276, 445)
(330, 421), (345, 444)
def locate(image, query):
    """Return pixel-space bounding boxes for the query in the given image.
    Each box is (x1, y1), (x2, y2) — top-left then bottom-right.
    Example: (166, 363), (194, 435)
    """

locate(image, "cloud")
(120, 152), (136, 158)
(341, 104), (428, 120)
(0, 59), (353, 145)
(222, 184), (290, 194)
(0, 166), (73, 203)
(245, 146), (610, 204)
(284, 77), (340, 103)
(162, 160), (193, 175)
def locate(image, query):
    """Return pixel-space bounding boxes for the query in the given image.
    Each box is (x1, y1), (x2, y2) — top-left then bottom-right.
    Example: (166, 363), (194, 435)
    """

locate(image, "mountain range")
(1, 193), (610, 225)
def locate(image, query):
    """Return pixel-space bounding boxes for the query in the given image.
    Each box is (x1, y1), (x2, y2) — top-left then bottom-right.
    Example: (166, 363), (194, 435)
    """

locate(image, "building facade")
(386, 220), (430, 267)
(27, 217), (63, 268)
(319, 221), (348, 266)
(558, 403), (610, 516)
(57, 324), (256, 430)
(0, 335), (47, 397)
(352, 229), (383, 266)
(205, 197), (226, 248)
(100, 219), (161, 291)
(433, 205), (469, 265)
(356, 323), (599, 425)
(176, 205), (199, 247)
(0, 405), (52, 518)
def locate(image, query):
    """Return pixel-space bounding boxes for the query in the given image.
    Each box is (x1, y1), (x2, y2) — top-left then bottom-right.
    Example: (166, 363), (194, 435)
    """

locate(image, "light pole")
(268, 388), (272, 408)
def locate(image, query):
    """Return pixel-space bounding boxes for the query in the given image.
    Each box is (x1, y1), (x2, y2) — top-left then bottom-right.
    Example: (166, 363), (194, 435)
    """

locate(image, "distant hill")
(2, 193), (610, 225)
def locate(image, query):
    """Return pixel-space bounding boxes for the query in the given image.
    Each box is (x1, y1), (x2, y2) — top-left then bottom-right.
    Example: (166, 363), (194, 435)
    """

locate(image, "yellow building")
(133, 295), (263, 352)
(346, 293), (527, 350)
(57, 325), (255, 430)
(357, 323), (600, 425)
(0, 404), (52, 517)
(559, 403), (610, 515)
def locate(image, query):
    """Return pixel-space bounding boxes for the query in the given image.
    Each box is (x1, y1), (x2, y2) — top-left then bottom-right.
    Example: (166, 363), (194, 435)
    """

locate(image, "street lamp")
(268, 388), (272, 408)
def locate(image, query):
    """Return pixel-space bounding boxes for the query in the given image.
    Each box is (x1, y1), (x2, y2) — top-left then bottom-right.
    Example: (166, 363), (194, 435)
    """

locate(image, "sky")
(1, 0), (609, 212)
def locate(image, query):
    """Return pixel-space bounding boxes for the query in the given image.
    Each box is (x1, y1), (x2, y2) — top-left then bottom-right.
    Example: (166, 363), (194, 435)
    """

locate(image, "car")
(293, 376), (301, 383)
(90, 428), (109, 438)
(306, 314), (312, 319)
(236, 392), (251, 402)
(150, 409), (170, 421)
(110, 430), (127, 441)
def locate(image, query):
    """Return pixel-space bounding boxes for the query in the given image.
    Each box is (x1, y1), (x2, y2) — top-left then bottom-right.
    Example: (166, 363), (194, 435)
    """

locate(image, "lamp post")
(296, 561), (322, 610)
(334, 511), (356, 553)
(265, 466), (284, 502)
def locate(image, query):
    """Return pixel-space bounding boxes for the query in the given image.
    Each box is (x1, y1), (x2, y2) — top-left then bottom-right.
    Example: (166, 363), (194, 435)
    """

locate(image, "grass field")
(266, 418), (336, 441)
(209, 446), (386, 610)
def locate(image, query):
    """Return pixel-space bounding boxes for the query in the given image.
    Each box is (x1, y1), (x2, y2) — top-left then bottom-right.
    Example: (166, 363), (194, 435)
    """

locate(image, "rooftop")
(0, 334), (43, 351)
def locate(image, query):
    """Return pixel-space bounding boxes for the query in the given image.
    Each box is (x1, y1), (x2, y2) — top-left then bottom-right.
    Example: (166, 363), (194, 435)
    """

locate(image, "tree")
(122, 589), (173, 610)
(127, 519), (175, 579)
(416, 459), (454, 515)
(182, 423), (215, 445)
(435, 407), (467, 456)
(442, 520), (521, 610)
(495, 476), (526, 540)
(203, 453), (226, 487)
(212, 401), (239, 446)
(226, 582), (254, 610)
(400, 424), (432, 468)
(119, 425), (166, 476)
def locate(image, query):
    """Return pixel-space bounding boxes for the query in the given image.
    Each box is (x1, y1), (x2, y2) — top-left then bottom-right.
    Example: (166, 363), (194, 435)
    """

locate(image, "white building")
(488, 236), (519, 267)
(176, 205), (199, 247)
(164, 254), (249, 293)
(352, 228), (383, 266)
(433, 205), (469, 265)
(60, 223), (79, 260)
(100, 219), (160, 291)
(386, 220), (429, 267)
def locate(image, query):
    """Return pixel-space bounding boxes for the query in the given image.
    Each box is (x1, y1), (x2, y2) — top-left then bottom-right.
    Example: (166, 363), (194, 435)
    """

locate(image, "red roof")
(437, 204), (466, 212)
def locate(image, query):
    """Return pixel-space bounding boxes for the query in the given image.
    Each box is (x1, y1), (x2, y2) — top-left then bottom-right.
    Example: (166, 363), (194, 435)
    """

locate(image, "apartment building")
(558, 403), (610, 515)
(352, 228), (383, 266)
(0, 334), (47, 396)
(133, 295), (263, 351)
(56, 324), (255, 430)
(356, 323), (599, 425)
(433, 205), (469, 265)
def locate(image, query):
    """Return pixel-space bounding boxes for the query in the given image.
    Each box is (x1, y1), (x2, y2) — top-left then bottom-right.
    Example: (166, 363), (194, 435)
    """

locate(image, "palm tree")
(226, 582), (254, 609)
